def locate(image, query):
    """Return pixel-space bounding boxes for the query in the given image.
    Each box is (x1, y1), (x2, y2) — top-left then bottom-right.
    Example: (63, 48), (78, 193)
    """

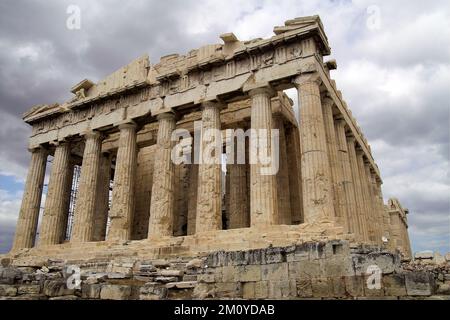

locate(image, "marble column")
(356, 149), (374, 242)
(285, 125), (303, 224)
(148, 113), (176, 238)
(294, 75), (335, 223)
(249, 87), (278, 227)
(335, 120), (359, 236)
(228, 143), (250, 229)
(39, 142), (73, 246)
(369, 170), (383, 244)
(346, 137), (369, 242)
(92, 153), (112, 241)
(187, 164), (198, 235)
(108, 123), (137, 241)
(12, 147), (48, 250)
(71, 131), (103, 243)
(273, 116), (292, 225)
(196, 102), (223, 233)
(322, 97), (346, 229)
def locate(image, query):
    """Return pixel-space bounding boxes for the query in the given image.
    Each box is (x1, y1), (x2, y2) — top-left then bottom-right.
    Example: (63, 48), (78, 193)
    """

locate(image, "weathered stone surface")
(81, 283), (102, 299)
(383, 274), (407, 296)
(261, 263), (288, 281)
(415, 251), (433, 260)
(100, 285), (132, 300)
(43, 280), (75, 297)
(17, 285), (41, 295)
(0, 285), (18, 297)
(405, 272), (434, 296)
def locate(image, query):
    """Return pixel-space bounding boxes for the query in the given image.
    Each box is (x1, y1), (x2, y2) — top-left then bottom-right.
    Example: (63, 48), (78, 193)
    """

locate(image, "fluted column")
(356, 150), (375, 243)
(346, 137), (369, 241)
(249, 87), (278, 226)
(108, 123), (137, 241)
(273, 116), (291, 225)
(228, 142), (250, 229)
(39, 142), (73, 246)
(368, 169), (383, 244)
(294, 75), (335, 222)
(196, 102), (223, 233)
(92, 152), (112, 241)
(12, 147), (48, 250)
(71, 131), (103, 243)
(148, 113), (176, 237)
(285, 125), (303, 224)
(335, 120), (359, 236)
(187, 164), (198, 235)
(322, 97), (346, 229)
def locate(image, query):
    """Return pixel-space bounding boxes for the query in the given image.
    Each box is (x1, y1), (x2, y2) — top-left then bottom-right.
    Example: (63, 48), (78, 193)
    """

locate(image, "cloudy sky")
(0, 0), (448, 254)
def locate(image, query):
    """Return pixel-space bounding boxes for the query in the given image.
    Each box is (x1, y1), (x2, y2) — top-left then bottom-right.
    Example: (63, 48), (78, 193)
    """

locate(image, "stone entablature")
(10, 15), (411, 264)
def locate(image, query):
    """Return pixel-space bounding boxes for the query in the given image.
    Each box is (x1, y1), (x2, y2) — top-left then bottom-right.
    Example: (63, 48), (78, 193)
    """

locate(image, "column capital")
(28, 145), (48, 154)
(49, 139), (71, 148)
(322, 95), (334, 108)
(201, 100), (225, 111)
(292, 72), (322, 87)
(346, 135), (356, 145)
(82, 130), (103, 140)
(248, 86), (276, 98)
(156, 111), (175, 121)
(118, 121), (137, 131)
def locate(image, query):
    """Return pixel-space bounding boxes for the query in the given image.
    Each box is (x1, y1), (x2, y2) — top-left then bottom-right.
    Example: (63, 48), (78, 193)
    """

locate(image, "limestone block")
(0, 285), (17, 297)
(382, 274), (407, 296)
(160, 270), (184, 277)
(222, 265), (238, 282)
(323, 257), (355, 277)
(286, 244), (309, 262)
(311, 278), (332, 298)
(363, 274), (384, 297)
(352, 253), (398, 275)
(405, 272), (434, 296)
(17, 285), (41, 295)
(139, 283), (167, 300)
(331, 277), (347, 298)
(237, 265), (262, 282)
(155, 276), (178, 283)
(436, 284), (450, 295)
(186, 258), (204, 269)
(296, 279), (313, 298)
(183, 275), (198, 282)
(100, 285), (132, 300)
(261, 263), (288, 281)
(344, 276), (364, 297)
(81, 283), (102, 299)
(414, 251), (433, 260)
(214, 282), (241, 298)
(49, 295), (80, 300)
(0, 267), (22, 284)
(192, 283), (215, 299)
(43, 280), (75, 297)
(268, 280), (296, 299)
(165, 281), (197, 289)
(288, 260), (323, 279)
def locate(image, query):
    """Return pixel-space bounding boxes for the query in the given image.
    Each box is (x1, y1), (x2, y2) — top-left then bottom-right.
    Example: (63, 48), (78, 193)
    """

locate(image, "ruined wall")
(1, 240), (448, 300)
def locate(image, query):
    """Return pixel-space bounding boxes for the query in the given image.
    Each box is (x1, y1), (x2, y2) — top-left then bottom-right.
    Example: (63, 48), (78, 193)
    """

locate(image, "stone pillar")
(356, 150), (375, 243)
(108, 123), (137, 242)
(173, 164), (189, 236)
(334, 120), (359, 236)
(249, 87), (278, 227)
(368, 170), (383, 244)
(285, 125), (303, 224)
(92, 153), (112, 241)
(196, 102), (223, 233)
(322, 97), (346, 230)
(294, 75), (335, 223)
(228, 143), (250, 229)
(273, 116), (291, 225)
(375, 179), (389, 239)
(39, 142), (73, 246)
(148, 113), (176, 238)
(12, 147), (48, 250)
(346, 137), (369, 242)
(187, 164), (198, 235)
(71, 131), (103, 243)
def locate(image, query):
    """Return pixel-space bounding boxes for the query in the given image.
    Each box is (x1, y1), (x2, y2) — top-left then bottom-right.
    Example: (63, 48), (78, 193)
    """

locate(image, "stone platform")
(1, 238), (449, 300)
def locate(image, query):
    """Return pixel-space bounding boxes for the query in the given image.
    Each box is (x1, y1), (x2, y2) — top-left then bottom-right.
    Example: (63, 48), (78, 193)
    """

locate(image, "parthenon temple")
(9, 15), (411, 262)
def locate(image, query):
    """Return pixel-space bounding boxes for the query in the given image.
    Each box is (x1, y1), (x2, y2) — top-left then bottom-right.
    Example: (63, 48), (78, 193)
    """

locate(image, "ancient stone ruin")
(2, 16), (447, 300)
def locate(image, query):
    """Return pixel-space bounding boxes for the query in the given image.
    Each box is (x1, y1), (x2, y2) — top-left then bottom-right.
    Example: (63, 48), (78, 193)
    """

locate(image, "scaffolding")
(65, 164), (81, 240)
